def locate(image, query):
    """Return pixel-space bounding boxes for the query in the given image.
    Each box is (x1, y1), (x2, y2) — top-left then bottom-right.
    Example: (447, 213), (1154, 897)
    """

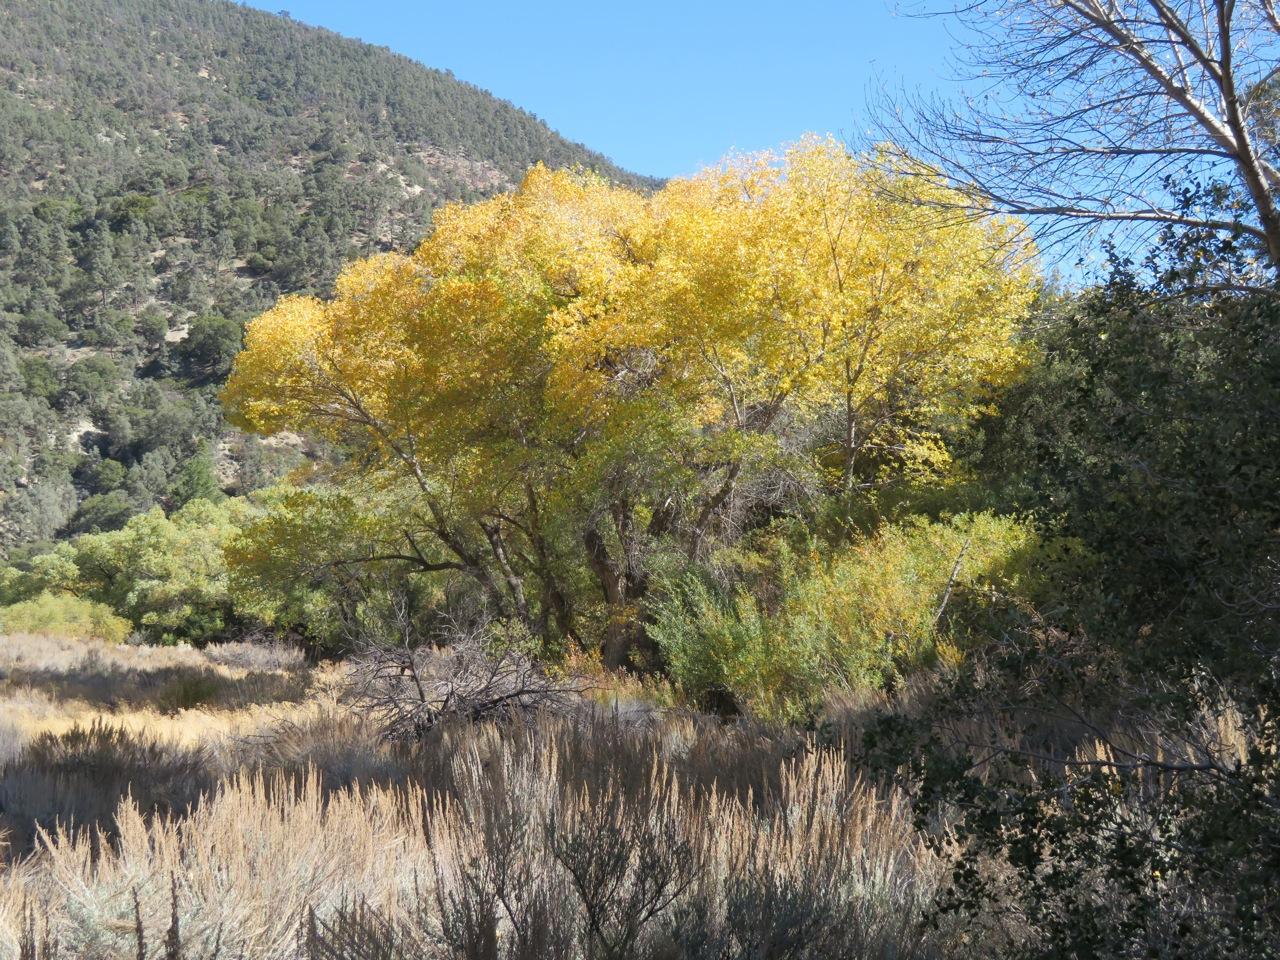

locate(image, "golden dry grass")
(0, 632), (334, 757)
(0, 731), (939, 959)
(0, 633), (947, 958)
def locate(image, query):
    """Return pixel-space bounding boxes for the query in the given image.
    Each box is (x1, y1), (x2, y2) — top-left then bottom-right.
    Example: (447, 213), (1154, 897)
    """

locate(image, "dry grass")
(0, 632), (949, 958)
(202, 638), (308, 672)
(0, 631), (217, 677)
(0, 632), (325, 750)
(0, 719), (942, 959)
(0, 720), (25, 770)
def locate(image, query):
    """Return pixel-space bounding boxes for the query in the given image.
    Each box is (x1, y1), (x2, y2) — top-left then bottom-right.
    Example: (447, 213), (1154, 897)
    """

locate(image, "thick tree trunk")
(524, 485), (579, 646)
(1215, 7), (1280, 267)
(584, 524), (658, 671)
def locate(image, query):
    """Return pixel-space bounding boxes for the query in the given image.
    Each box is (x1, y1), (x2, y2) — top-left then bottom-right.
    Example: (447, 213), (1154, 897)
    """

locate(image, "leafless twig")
(346, 628), (592, 740)
(875, 1), (1280, 275)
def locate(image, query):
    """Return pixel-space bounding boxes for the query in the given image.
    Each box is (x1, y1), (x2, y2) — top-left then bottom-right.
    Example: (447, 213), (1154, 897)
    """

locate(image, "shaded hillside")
(0, 0), (653, 553)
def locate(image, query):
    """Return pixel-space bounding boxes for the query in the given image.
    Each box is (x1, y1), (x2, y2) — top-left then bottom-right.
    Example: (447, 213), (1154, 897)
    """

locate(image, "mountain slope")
(0, 0), (653, 554)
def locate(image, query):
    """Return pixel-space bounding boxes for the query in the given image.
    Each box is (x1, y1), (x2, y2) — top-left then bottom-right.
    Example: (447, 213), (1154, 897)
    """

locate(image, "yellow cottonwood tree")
(224, 139), (1036, 669)
(638, 137), (1035, 494)
(225, 167), (648, 648)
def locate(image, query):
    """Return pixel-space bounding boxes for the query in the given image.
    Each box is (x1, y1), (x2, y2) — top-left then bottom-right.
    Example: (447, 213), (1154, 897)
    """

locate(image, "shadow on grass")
(0, 661), (309, 713)
(0, 720), (215, 854)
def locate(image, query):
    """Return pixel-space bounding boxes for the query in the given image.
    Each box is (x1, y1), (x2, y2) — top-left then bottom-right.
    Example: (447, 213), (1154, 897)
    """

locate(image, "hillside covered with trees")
(0, 0), (652, 554)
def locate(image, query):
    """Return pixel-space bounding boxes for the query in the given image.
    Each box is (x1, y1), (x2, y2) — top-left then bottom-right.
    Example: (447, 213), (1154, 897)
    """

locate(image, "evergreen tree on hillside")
(0, 0), (654, 556)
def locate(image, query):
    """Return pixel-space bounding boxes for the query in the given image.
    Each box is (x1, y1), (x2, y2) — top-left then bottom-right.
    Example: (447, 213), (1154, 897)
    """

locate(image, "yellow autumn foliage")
(223, 137), (1038, 667)
(226, 137), (1034, 487)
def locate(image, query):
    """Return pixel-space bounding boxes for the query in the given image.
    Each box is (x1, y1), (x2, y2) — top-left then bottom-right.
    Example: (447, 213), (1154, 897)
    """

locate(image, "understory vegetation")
(5, 715), (938, 960)
(0, 631), (943, 959)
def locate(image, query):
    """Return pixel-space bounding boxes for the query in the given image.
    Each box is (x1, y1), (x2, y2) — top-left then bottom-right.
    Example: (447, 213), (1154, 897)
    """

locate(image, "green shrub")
(651, 577), (828, 725)
(979, 275), (1280, 676)
(0, 590), (130, 643)
(651, 513), (1043, 723)
(37, 498), (252, 643)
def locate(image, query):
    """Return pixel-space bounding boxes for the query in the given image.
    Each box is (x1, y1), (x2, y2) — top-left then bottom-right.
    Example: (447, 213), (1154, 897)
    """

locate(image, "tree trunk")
(584, 524), (658, 671)
(524, 485), (579, 647)
(479, 519), (533, 633)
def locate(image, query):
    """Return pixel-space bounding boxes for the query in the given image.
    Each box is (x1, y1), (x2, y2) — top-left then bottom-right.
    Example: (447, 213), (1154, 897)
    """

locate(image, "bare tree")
(344, 606), (591, 740)
(879, 1), (1280, 272)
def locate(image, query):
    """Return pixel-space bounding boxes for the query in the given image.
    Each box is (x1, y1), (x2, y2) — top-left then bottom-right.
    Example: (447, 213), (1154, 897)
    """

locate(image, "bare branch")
(346, 621), (592, 740)
(876, 0), (1280, 271)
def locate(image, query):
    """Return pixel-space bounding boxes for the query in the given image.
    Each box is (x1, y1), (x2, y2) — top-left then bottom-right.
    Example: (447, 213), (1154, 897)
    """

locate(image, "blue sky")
(244, 1), (957, 180)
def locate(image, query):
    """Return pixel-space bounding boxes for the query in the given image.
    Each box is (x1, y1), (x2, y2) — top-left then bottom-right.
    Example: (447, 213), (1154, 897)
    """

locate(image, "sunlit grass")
(0, 632), (945, 959)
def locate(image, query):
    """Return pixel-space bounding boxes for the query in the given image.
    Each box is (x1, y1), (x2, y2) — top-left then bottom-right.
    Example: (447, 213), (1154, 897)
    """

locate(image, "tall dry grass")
(0, 711), (944, 960)
(0, 631), (948, 958)
(0, 632), (322, 752)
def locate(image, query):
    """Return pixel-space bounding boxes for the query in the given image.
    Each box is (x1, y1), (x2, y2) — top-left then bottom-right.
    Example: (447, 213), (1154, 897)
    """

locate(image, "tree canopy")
(225, 137), (1036, 667)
